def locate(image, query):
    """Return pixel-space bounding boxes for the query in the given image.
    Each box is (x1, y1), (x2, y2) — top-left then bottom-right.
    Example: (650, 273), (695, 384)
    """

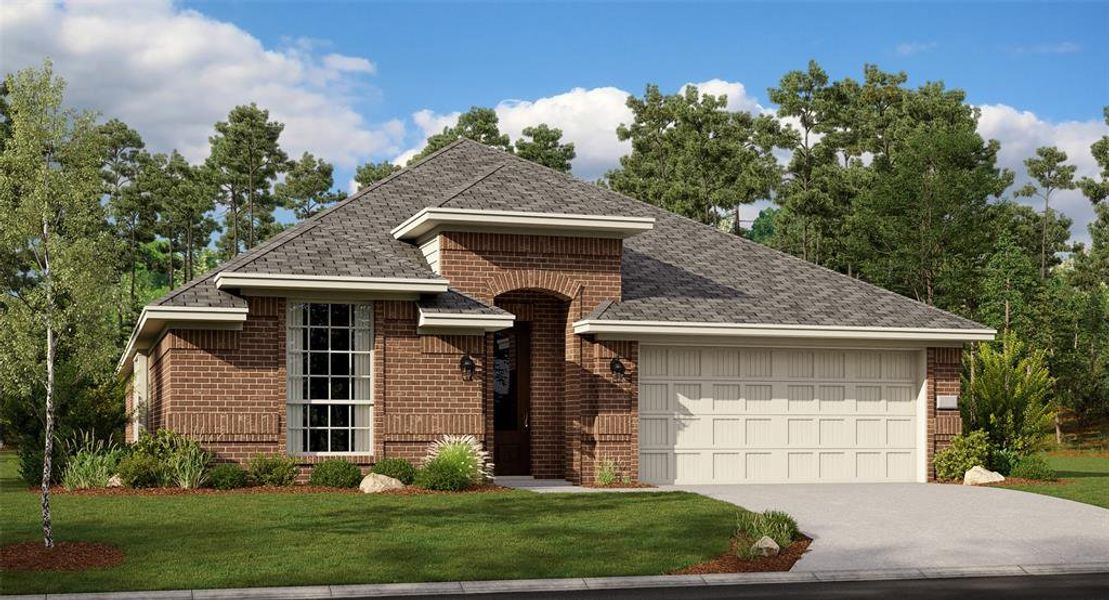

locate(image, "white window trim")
(286, 301), (375, 456)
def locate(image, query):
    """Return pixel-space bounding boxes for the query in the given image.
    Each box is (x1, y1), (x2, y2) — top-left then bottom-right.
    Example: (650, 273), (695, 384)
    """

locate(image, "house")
(119, 139), (994, 485)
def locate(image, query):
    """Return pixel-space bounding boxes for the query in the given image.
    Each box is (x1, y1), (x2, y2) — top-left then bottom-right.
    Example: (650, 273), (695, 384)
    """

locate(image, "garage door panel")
(639, 345), (921, 484)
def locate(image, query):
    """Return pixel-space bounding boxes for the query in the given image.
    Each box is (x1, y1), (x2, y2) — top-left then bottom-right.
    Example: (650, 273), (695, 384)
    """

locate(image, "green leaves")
(962, 336), (1054, 455)
(515, 124), (575, 172)
(275, 152), (343, 220)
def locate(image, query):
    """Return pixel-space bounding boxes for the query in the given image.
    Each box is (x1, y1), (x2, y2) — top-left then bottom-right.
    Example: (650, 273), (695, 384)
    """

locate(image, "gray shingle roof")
(155, 139), (984, 330)
(418, 289), (510, 316)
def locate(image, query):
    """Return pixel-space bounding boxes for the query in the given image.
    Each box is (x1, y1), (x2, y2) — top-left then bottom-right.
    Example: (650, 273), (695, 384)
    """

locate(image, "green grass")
(1003, 453), (1109, 509)
(0, 452), (736, 594)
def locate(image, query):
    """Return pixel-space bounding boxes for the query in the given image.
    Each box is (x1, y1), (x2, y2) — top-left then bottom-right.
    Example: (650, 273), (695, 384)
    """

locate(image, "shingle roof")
(155, 139), (984, 330)
(418, 289), (510, 316)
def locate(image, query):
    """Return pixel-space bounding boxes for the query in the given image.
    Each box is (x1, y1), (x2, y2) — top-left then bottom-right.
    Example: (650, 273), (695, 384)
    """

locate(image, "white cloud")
(895, 41), (937, 57)
(0, 0), (405, 169)
(977, 104), (1108, 242)
(398, 80), (765, 180)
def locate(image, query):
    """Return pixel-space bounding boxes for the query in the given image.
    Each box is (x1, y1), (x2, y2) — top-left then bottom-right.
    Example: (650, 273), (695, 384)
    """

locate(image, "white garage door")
(638, 346), (922, 484)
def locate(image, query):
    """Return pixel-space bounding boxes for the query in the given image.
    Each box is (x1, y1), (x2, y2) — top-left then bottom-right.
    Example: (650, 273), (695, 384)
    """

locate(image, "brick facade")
(130, 230), (962, 486)
(927, 346), (964, 481)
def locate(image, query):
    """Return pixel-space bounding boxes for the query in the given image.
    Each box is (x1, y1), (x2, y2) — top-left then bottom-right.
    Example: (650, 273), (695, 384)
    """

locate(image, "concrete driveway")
(669, 483), (1109, 571)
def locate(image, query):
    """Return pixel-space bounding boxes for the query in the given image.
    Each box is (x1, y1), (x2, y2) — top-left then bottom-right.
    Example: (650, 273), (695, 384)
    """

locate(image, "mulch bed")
(671, 536), (812, 575)
(582, 481), (656, 489)
(0, 541), (124, 572)
(43, 484), (512, 496)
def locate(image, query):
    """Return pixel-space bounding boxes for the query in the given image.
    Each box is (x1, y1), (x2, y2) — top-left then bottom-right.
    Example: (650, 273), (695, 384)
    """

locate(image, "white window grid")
(286, 302), (373, 455)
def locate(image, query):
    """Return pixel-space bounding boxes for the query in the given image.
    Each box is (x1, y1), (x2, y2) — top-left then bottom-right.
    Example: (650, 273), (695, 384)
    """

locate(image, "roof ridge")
(435, 163), (507, 207)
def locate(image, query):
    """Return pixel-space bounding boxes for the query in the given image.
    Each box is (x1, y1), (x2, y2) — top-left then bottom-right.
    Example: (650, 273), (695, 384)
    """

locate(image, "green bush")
(1011, 454), (1058, 481)
(118, 453), (165, 488)
(131, 429), (195, 461)
(208, 463), (249, 490)
(62, 448), (124, 490)
(414, 458), (473, 491)
(735, 509), (800, 559)
(371, 458), (416, 485)
(596, 460), (618, 486)
(18, 442), (64, 486)
(248, 454), (299, 486)
(934, 430), (995, 481)
(310, 459), (363, 488)
(991, 447), (1020, 476)
(168, 444), (212, 489)
(419, 435), (491, 489)
(961, 336), (1054, 456)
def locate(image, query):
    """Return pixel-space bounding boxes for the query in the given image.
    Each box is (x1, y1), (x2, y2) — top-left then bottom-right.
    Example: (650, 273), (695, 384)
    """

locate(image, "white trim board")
(391, 207), (656, 241)
(117, 306), (249, 375)
(572, 319), (996, 343)
(417, 309), (515, 334)
(215, 272), (449, 295)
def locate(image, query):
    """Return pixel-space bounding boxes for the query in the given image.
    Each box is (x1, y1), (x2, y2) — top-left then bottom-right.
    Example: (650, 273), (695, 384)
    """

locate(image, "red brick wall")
(375, 300), (487, 463)
(439, 231), (630, 483)
(927, 346), (963, 481)
(147, 297), (286, 464)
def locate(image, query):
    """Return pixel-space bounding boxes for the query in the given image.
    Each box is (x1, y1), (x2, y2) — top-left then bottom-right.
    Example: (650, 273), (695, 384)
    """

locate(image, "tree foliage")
(515, 124), (575, 172)
(353, 160), (400, 190)
(409, 106), (511, 164)
(275, 152), (343, 220)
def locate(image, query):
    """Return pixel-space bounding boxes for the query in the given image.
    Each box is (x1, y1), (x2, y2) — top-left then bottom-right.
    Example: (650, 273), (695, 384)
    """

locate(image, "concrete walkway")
(668, 482), (1109, 571)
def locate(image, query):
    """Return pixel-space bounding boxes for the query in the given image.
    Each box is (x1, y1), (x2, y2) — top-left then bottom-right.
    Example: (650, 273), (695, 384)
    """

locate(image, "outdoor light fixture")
(609, 356), (627, 382)
(459, 353), (476, 381)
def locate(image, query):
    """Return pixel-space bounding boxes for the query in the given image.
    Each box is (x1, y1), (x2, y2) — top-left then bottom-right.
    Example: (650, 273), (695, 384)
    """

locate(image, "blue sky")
(3, 1), (1107, 238)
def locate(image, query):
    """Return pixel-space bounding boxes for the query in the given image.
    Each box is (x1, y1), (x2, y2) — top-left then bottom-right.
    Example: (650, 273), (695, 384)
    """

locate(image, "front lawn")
(0, 452), (736, 595)
(1002, 453), (1109, 509)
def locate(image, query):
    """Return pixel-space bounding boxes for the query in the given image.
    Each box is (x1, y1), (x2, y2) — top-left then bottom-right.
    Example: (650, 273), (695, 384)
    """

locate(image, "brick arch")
(487, 270), (581, 302)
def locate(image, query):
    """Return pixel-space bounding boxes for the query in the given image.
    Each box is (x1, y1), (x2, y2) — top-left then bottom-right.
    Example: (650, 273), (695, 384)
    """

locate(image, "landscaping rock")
(750, 535), (780, 557)
(963, 465), (1005, 486)
(359, 473), (404, 493)
(107, 475), (123, 488)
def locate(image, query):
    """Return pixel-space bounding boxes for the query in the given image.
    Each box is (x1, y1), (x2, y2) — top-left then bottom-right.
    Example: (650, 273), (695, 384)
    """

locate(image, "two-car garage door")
(638, 346), (923, 484)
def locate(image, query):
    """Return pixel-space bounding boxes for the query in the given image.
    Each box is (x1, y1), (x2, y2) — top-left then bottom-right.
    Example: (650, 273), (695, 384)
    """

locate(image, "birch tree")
(0, 62), (115, 547)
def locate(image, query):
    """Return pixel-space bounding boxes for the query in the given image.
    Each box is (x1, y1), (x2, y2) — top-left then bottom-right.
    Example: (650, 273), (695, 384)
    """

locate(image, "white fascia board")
(417, 309), (515, 333)
(215, 272), (449, 294)
(571, 319), (997, 342)
(391, 207), (656, 241)
(116, 306), (249, 375)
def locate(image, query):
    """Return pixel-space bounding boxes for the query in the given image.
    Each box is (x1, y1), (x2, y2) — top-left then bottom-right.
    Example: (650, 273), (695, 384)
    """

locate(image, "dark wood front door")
(494, 324), (531, 475)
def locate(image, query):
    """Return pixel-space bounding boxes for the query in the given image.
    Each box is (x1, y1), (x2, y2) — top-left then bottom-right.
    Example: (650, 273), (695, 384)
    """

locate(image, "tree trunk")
(1054, 413), (1063, 445)
(1040, 194), (1050, 279)
(41, 214), (56, 549)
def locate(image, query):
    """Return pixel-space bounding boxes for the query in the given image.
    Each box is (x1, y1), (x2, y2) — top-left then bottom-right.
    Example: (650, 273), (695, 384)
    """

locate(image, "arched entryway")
(492, 289), (570, 477)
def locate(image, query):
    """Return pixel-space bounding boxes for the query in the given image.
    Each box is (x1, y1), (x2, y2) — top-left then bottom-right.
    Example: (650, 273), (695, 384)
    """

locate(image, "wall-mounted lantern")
(459, 353), (476, 381)
(609, 356), (627, 382)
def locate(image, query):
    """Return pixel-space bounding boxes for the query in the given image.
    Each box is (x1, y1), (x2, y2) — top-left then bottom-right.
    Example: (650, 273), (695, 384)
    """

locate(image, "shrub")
(419, 434), (492, 489)
(62, 448), (124, 490)
(735, 509), (800, 559)
(1011, 454), (1058, 481)
(118, 453), (165, 488)
(18, 442), (64, 486)
(168, 444), (212, 489)
(131, 429), (195, 461)
(310, 459), (363, 488)
(415, 459), (474, 491)
(596, 460), (618, 486)
(208, 463), (249, 490)
(991, 447), (1020, 476)
(961, 336), (1054, 456)
(371, 458), (416, 485)
(934, 430), (994, 481)
(248, 454), (299, 486)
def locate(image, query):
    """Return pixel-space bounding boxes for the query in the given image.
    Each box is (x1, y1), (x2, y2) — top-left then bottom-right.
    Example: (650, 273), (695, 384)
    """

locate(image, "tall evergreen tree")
(514, 124), (576, 172)
(206, 104), (288, 256)
(1015, 146), (1077, 278)
(99, 119), (150, 332)
(978, 233), (1040, 336)
(409, 107), (512, 164)
(276, 152), (344, 219)
(0, 62), (117, 548)
(353, 160), (400, 190)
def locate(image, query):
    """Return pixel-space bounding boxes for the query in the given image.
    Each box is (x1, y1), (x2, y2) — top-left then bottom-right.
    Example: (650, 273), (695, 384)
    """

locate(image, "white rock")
(107, 474), (123, 488)
(751, 535), (780, 557)
(963, 465), (1005, 486)
(359, 473), (404, 494)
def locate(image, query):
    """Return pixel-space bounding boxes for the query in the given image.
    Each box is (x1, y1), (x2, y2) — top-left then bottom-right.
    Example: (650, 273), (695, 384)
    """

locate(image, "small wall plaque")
(936, 395), (959, 410)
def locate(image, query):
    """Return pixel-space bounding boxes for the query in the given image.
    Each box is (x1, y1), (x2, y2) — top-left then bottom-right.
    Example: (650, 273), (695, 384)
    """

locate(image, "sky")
(2, 0), (1107, 240)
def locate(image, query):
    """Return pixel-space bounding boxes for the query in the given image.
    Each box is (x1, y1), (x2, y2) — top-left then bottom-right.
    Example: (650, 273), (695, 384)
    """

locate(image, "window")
(287, 302), (372, 454)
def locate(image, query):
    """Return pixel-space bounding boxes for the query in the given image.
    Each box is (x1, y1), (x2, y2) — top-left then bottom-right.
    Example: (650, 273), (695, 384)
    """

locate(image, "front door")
(494, 324), (531, 475)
